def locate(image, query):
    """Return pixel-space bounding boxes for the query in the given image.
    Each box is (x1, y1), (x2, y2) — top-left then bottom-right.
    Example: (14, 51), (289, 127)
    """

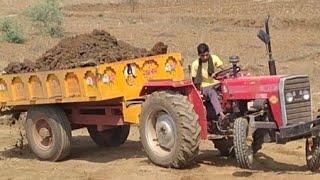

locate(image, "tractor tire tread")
(234, 117), (253, 169)
(140, 91), (200, 168)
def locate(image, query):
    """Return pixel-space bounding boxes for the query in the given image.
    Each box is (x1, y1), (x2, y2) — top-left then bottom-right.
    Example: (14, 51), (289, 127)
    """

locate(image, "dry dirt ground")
(1, 0), (320, 179)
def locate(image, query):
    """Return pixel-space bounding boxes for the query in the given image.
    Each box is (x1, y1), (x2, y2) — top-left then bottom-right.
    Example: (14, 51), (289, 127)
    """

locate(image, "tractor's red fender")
(140, 80), (208, 139)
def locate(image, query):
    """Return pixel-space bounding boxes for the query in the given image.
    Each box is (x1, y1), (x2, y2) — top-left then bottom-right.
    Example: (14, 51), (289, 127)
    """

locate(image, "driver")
(191, 43), (226, 127)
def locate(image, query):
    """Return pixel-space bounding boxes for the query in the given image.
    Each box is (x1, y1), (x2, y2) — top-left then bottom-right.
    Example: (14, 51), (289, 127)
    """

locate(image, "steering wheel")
(214, 67), (241, 80)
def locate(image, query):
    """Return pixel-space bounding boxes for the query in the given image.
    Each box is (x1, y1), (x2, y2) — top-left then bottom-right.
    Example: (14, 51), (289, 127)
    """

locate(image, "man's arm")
(217, 66), (224, 71)
(214, 55), (224, 70)
(211, 55), (224, 78)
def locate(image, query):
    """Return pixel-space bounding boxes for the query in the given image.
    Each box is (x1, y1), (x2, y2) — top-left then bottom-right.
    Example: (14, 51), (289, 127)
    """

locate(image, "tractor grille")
(281, 76), (312, 125)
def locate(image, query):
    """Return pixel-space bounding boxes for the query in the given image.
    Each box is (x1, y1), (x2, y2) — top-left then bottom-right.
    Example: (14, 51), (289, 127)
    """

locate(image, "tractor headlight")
(302, 90), (310, 100)
(285, 92), (294, 103)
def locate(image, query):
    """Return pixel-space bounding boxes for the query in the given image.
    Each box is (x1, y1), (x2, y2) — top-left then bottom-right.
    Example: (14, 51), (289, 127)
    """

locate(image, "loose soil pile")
(4, 30), (168, 74)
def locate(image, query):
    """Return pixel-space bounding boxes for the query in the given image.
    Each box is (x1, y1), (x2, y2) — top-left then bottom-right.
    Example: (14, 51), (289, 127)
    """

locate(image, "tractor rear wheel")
(233, 117), (254, 169)
(139, 91), (201, 168)
(87, 125), (130, 147)
(26, 105), (71, 161)
(306, 136), (320, 172)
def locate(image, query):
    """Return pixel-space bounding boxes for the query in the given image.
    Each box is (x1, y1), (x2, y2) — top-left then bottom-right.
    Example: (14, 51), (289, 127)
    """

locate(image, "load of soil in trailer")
(4, 29), (168, 74)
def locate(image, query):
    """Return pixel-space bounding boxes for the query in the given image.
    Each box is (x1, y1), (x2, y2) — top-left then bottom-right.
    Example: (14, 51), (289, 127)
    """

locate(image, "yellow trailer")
(1, 53), (184, 123)
(1, 53), (182, 104)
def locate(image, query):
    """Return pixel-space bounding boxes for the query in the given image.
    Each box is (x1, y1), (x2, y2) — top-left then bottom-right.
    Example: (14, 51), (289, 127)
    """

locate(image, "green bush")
(0, 18), (25, 44)
(26, 0), (64, 38)
(45, 24), (63, 38)
(0, 18), (12, 32)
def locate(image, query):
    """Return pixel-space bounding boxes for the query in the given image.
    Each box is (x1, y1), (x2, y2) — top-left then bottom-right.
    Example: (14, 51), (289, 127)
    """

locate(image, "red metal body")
(221, 75), (284, 127)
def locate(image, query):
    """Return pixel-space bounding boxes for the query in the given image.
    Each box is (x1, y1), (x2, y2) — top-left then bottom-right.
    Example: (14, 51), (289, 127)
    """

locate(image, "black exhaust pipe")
(268, 59), (277, 75)
(265, 16), (277, 75)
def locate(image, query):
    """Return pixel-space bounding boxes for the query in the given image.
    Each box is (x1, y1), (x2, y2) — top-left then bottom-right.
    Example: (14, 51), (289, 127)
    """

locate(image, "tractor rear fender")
(140, 80), (208, 139)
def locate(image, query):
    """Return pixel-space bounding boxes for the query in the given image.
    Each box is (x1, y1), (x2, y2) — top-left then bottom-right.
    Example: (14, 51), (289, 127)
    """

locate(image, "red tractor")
(139, 16), (320, 171)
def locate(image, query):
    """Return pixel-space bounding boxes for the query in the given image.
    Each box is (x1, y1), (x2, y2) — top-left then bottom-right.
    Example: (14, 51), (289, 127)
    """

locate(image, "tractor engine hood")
(221, 75), (284, 100)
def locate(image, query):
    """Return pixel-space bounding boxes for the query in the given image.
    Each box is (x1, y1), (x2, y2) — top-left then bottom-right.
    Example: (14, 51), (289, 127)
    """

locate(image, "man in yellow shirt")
(191, 43), (226, 127)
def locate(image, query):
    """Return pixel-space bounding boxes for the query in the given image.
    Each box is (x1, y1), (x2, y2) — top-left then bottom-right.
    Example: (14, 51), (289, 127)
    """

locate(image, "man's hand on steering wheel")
(213, 67), (241, 80)
(211, 66), (224, 79)
(211, 68), (230, 80)
(211, 72), (218, 79)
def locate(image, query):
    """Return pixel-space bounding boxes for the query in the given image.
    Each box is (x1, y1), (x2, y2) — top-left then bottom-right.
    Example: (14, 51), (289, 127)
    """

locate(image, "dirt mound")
(4, 60), (36, 74)
(151, 42), (168, 55)
(4, 30), (168, 74)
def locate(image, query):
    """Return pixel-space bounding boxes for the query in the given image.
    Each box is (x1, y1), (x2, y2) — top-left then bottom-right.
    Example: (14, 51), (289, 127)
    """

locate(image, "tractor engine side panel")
(221, 76), (283, 127)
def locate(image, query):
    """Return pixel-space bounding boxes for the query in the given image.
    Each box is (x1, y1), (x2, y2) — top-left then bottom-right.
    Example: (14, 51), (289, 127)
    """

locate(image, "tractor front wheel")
(306, 136), (320, 172)
(233, 117), (254, 169)
(139, 91), (201, 168)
